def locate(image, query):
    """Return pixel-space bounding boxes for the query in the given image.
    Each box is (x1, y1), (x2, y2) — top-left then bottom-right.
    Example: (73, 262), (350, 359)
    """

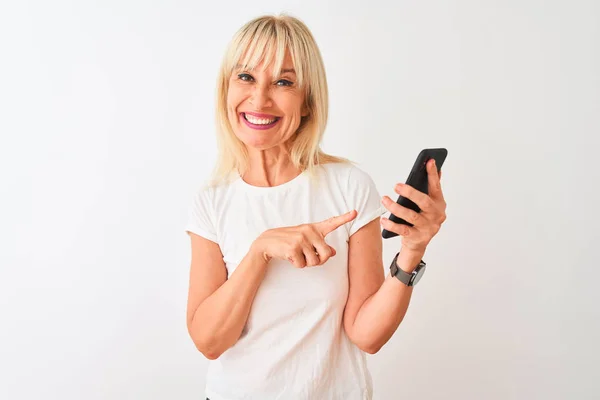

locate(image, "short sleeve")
(185, 186), (218, 243)
(346, 166), (387, 237)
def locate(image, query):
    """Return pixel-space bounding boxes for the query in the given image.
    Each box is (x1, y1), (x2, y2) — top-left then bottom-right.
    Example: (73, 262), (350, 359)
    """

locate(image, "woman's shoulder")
(318, 160), (374, 184)
(199, 172), (239, 193)
(189, 172), (238, 208)
(318, 159), (354, 175)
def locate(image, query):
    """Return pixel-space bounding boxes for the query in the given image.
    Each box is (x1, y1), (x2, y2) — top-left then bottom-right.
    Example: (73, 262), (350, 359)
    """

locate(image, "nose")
(249, 84), (272, 109)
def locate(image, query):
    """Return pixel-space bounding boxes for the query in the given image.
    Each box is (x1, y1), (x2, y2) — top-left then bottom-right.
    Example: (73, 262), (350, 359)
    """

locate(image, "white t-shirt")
(185, 162), (386, 400)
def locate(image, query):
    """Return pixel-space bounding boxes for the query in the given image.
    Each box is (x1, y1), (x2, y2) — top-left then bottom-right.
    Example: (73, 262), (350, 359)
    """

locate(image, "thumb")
(330, 245), (337, 256)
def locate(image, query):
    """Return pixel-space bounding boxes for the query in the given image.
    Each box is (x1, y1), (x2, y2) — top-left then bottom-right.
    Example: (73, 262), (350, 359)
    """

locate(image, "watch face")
(411, 265), (426, 286)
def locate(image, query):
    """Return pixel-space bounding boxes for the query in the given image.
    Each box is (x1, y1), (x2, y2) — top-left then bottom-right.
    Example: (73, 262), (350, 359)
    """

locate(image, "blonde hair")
(209, 14), (352, 185)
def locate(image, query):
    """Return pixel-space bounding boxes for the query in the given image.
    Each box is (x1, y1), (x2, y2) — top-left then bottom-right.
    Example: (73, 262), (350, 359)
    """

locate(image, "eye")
(237, 73), (254, 82)
(276, 79), (293, 87)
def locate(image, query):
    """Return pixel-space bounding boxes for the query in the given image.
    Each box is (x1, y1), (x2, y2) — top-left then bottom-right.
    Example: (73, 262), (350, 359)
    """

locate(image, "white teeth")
(244, 114), (277, 125)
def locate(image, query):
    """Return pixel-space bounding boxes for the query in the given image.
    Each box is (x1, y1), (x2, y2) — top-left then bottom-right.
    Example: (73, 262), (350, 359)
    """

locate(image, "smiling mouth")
(242, 113), (280, 125)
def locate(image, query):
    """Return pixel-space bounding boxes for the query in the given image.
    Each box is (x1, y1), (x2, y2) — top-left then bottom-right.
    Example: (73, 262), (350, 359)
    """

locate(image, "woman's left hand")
(380, 159), (447, 254)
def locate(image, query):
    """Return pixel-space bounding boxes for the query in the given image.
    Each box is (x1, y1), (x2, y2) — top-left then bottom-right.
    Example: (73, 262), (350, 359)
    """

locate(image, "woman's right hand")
(251, 210), (358, 268)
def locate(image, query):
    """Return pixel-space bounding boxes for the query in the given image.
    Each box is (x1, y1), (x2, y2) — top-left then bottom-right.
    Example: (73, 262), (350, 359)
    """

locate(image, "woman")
(185, 14), (447, 400)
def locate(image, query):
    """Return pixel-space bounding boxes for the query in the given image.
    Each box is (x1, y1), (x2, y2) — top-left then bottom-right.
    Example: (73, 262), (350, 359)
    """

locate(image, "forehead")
(228, 32), (305, 87)
(235, 50), (295, 73)
(234, 63), (296, 76)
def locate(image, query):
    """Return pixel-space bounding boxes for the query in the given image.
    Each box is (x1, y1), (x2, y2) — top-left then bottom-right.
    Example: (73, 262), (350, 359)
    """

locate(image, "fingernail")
(395, 183), (403, 190)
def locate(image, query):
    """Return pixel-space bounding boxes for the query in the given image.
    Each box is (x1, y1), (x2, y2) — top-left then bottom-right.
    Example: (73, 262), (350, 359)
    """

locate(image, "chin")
(235, 132), (276, 150)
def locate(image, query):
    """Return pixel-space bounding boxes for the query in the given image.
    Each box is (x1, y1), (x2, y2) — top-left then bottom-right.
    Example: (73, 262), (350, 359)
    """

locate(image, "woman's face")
(227, 51), (307, 151)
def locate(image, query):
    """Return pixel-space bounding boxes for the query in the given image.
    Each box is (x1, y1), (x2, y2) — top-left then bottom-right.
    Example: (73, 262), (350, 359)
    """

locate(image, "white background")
(1, 1), (599, 399)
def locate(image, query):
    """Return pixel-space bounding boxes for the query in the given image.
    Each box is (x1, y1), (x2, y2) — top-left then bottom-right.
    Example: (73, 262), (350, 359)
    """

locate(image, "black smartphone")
(382, 148), (448, 239)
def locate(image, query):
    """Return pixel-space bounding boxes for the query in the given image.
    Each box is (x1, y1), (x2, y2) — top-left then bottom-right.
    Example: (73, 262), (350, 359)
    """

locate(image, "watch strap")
(390, 252), (426, 287)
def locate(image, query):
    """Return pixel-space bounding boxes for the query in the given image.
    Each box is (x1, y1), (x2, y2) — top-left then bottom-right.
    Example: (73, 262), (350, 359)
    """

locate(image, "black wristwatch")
(389, 252), (427, 287)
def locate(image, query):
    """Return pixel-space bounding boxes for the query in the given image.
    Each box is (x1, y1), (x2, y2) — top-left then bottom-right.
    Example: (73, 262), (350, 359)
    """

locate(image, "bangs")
(227, 19), (305, 88)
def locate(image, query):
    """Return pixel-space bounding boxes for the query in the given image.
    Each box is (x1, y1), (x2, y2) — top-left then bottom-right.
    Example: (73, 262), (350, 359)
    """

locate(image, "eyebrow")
(234, 64), (296, 75)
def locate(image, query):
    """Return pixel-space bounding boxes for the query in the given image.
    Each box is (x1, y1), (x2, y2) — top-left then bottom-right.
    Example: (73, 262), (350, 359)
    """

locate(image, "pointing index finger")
(316, 210), (357, 236)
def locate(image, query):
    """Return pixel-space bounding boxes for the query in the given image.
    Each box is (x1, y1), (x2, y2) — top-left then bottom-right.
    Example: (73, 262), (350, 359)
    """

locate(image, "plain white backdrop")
(1, 1), (599, 399)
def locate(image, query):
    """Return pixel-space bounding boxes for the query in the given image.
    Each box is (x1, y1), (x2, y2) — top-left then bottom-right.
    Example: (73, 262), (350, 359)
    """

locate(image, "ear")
(301, 103), (310, 117)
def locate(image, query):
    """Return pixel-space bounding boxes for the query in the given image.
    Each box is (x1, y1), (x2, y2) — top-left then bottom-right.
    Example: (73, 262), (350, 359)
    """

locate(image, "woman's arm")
(342, 219), (422, 354)
(186, 233), (269, 360)
(344, 218), (425, 353)
(344, 159), (446, 353)
(186, 211), (356, 359)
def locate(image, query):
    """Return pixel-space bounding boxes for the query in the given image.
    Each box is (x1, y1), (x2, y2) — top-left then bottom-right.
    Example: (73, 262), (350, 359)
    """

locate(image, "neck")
(242, 145), (301, 187)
